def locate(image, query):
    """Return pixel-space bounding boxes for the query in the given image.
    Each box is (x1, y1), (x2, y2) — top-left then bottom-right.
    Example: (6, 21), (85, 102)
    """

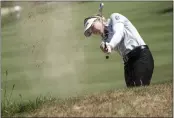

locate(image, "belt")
(123, 45), (149, 63)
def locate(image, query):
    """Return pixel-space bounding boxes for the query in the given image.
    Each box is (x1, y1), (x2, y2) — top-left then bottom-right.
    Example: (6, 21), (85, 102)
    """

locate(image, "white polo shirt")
(102, 13), (146, 57)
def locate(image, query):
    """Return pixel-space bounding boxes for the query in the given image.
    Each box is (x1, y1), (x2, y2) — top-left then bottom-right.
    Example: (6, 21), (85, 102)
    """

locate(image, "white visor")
(84, 17), (97, 37)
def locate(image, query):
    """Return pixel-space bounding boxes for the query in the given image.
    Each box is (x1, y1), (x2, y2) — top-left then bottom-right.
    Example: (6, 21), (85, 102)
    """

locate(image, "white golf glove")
(100, 41), (112, 54)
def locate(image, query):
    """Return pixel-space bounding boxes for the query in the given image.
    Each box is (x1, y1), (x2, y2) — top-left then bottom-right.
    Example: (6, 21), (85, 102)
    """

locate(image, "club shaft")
(99, 3), (109, 59)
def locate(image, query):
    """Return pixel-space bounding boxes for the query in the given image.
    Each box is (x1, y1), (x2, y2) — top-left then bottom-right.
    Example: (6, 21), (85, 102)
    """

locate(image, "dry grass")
(20, 82), (172, 117)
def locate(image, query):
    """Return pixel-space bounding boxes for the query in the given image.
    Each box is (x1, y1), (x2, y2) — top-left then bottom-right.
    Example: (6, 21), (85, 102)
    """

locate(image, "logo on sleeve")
(115, 16), (120, 20)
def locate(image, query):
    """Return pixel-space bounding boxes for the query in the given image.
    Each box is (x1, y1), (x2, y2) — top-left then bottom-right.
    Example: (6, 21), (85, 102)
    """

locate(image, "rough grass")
(1, 94), (57, 116)
(4, 81), (171, 117)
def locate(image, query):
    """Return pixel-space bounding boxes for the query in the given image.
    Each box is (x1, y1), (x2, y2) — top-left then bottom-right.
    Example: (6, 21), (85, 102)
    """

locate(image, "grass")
(2, 80), (171, 117)
(1, 1), (173, 117)
(2, 93), (57, 116)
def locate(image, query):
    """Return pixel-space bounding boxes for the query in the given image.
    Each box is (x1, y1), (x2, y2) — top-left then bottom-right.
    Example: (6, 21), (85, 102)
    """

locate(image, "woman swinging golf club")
(83, 13), (154, 87)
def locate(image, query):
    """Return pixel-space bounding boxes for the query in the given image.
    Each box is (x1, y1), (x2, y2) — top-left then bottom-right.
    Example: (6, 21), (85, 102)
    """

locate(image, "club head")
(106, 55), (109, 59)
(100, 3), (104, 8)
(99, 3), (104, 12)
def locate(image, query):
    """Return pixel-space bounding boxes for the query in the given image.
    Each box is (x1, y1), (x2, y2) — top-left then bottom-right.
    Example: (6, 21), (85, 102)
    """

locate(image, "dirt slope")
(23, 82), (172, 117)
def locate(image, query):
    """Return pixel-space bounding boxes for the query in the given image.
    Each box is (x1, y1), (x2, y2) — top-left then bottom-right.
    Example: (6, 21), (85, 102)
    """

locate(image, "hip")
(123, 45), (154, 65)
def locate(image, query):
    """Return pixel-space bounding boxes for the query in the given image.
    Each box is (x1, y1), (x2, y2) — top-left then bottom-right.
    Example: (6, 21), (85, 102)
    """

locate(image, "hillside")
(12, 81), (172, 117)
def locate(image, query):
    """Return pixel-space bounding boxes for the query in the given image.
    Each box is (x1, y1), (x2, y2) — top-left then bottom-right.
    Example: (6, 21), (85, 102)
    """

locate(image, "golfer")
(83, 13), (154, 87)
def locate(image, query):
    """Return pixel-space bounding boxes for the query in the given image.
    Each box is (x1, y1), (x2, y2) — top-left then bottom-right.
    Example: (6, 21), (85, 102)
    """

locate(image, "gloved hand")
(100, 41), (112, 54)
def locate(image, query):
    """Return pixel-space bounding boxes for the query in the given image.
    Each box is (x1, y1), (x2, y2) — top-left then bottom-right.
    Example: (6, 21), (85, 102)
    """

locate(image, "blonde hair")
(92, 14), (106, 22)
(84, 14), (106, 26)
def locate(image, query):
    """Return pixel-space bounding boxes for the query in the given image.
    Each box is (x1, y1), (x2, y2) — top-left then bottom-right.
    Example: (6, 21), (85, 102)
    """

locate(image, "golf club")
(98, 3), (109, 59)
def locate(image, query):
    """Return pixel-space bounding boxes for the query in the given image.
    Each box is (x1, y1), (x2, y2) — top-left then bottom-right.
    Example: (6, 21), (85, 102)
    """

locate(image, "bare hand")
(100, 42), (112, 54)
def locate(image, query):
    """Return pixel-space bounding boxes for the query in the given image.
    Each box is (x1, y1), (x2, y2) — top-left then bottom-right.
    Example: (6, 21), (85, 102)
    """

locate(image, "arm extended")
(109, 23), (124, 49)
(108, 13), (125, 50)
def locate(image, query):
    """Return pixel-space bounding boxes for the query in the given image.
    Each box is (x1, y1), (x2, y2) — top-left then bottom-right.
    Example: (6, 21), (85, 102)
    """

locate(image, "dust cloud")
(17, 2), (86, 99)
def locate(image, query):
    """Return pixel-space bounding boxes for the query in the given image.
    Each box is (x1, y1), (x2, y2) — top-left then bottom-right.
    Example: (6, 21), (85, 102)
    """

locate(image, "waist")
(123, 45), (149, 63)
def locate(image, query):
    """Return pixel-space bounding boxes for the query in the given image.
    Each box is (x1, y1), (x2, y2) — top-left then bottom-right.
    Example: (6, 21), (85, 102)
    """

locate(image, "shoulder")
(110, 13), (125, 19)
(110, 13), (123, 17)
(109, 13), (126, 24)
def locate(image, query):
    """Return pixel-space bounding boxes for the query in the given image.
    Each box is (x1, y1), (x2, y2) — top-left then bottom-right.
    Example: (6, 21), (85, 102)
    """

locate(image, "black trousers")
(123, 45), (154, 87)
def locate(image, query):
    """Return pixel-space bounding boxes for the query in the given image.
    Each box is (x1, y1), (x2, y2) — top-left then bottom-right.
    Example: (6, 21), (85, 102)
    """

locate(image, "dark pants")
(123, 45), (154, 87)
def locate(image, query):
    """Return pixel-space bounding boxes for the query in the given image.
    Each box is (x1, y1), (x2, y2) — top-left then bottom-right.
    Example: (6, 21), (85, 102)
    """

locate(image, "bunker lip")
(15, 81), (172, 117)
